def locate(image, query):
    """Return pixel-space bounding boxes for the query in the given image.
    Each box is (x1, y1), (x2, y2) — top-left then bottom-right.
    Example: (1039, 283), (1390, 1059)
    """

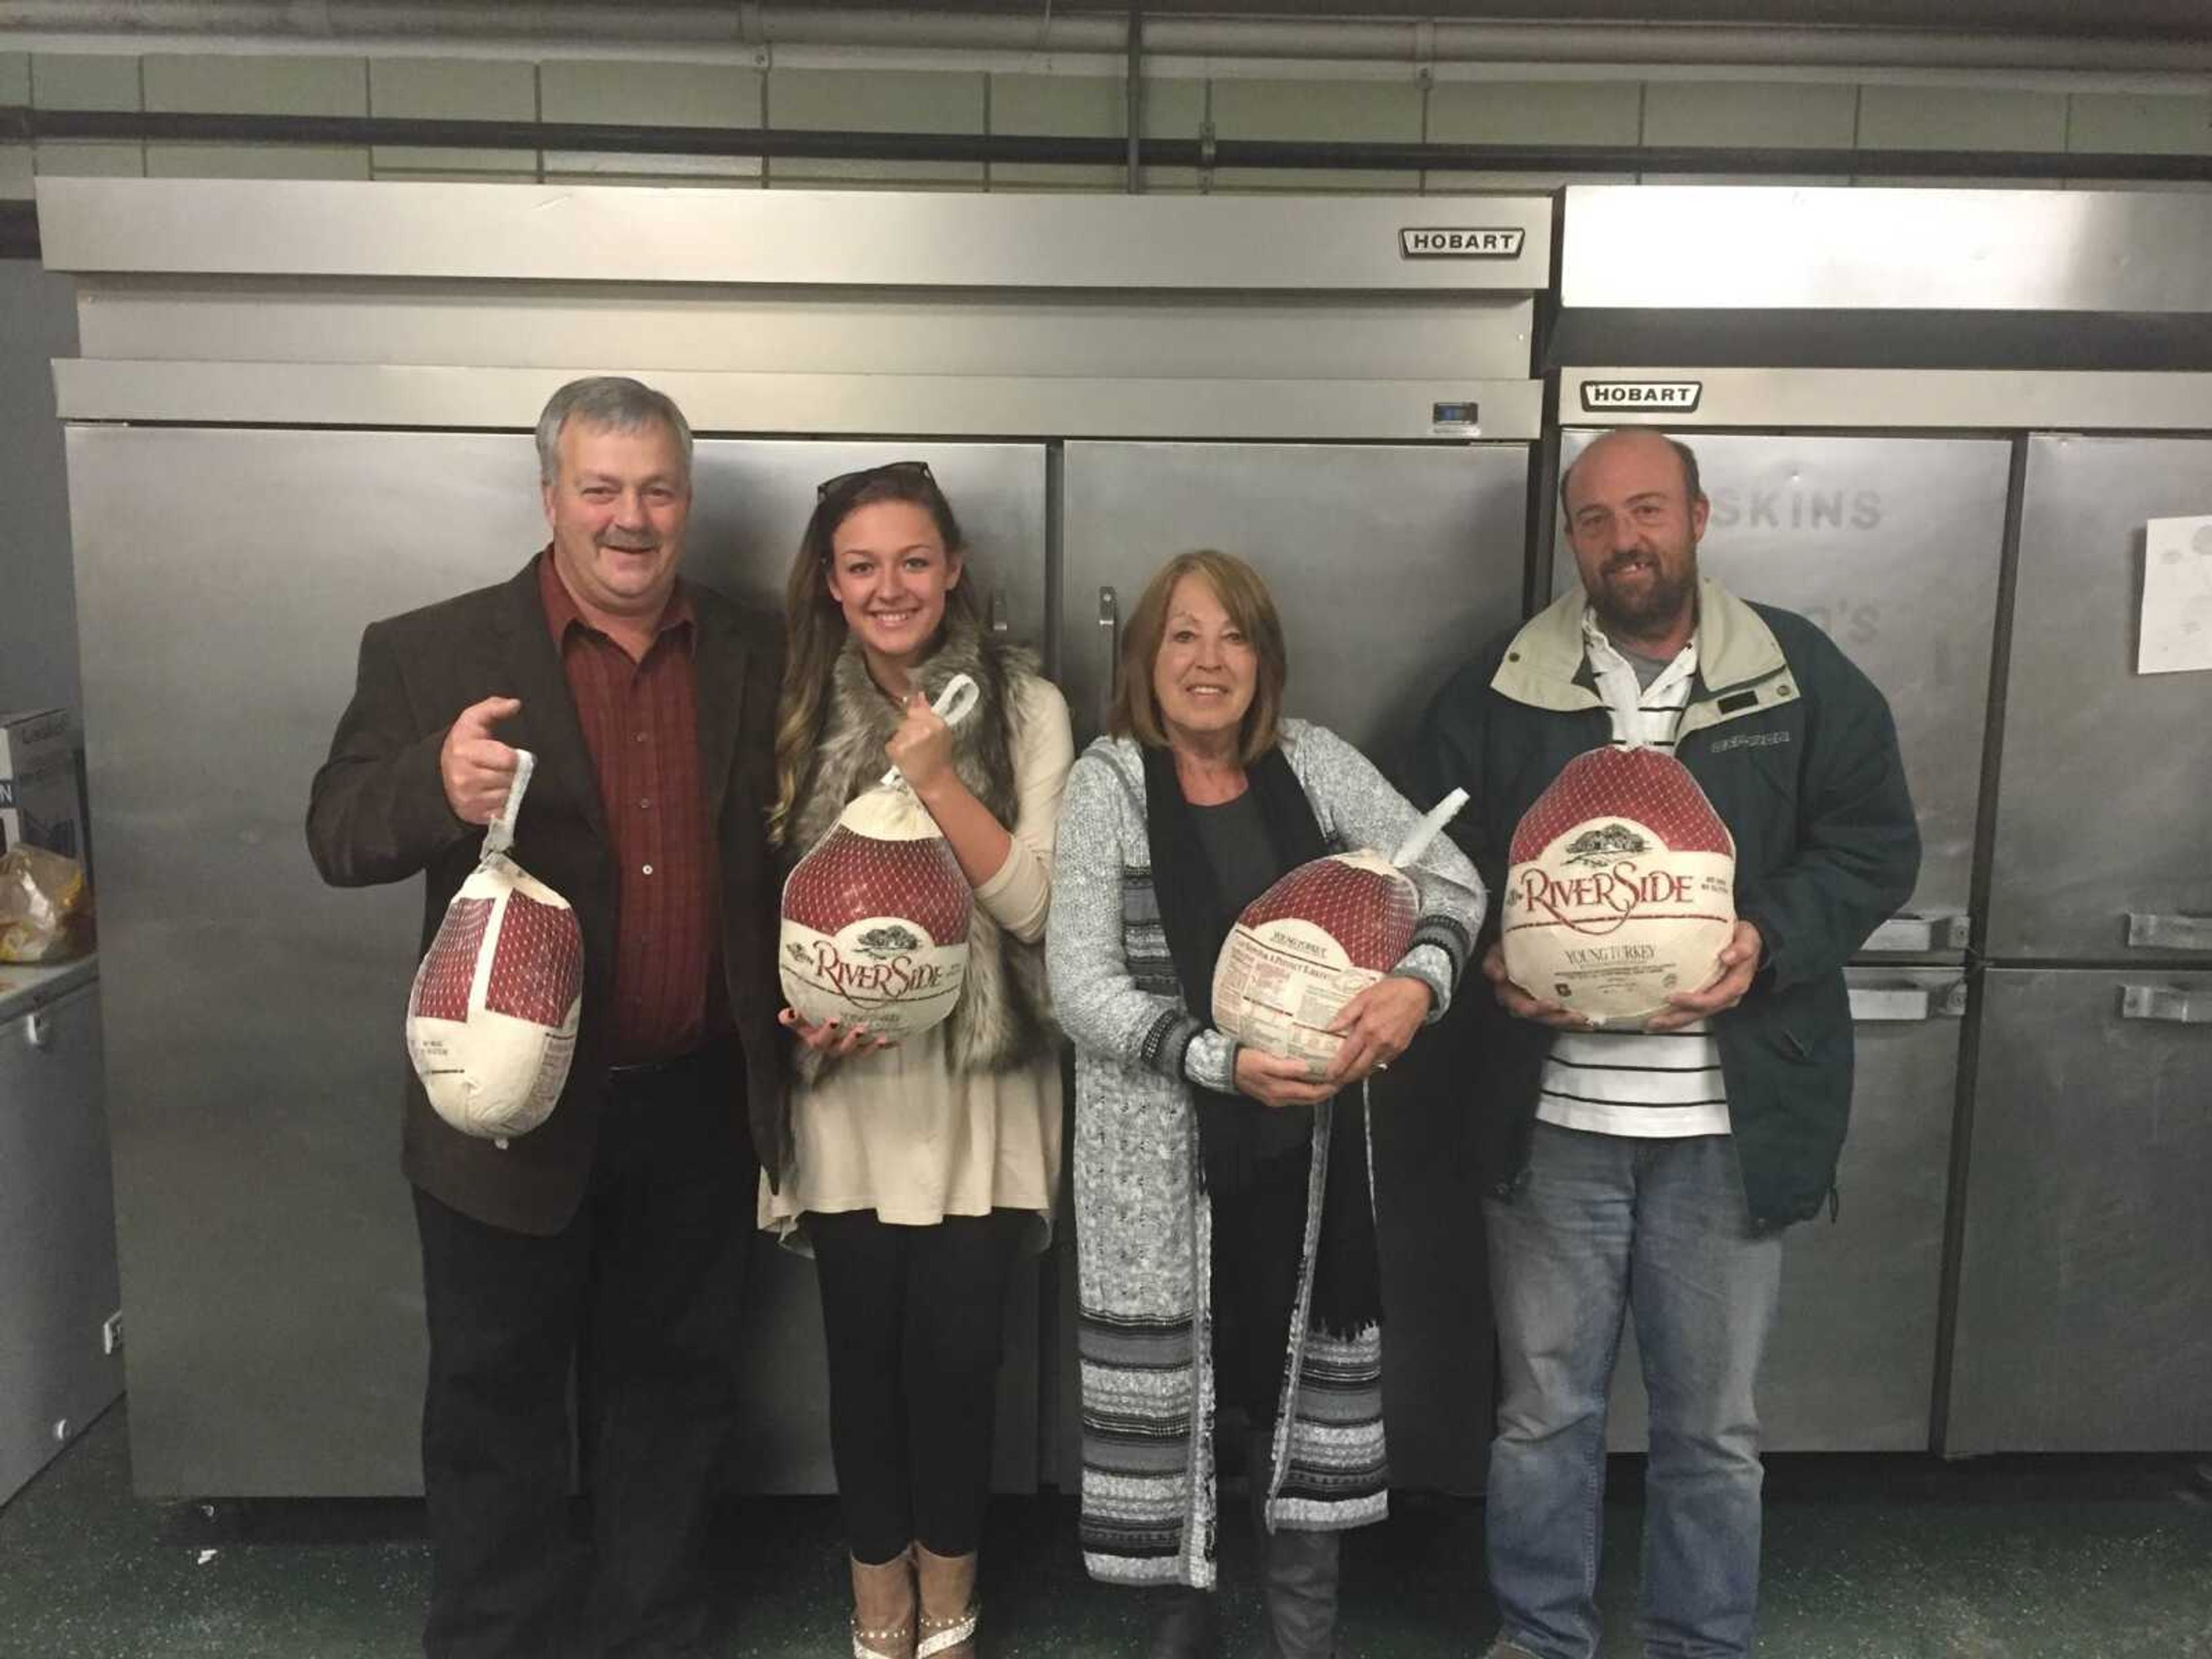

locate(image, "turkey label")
(1502, 746), (1735, 1025)
(778, 675), (980, 1039)
(1213, 789), (1468, 1082)
(778, 795), (971, 1038)
(1214, 849), (1412, 1078)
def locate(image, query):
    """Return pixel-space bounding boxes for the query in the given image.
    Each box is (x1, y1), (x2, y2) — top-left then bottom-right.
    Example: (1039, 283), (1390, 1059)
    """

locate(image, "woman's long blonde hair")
(770, 465), (983, 845)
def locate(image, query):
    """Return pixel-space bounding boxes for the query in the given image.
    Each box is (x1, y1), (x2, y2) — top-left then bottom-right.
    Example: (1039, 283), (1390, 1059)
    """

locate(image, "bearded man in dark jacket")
(1414, 427), (1919, 1659)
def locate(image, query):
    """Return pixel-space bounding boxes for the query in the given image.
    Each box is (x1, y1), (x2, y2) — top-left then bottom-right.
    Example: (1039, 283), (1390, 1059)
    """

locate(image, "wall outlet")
(101, 1312), (123, 1355)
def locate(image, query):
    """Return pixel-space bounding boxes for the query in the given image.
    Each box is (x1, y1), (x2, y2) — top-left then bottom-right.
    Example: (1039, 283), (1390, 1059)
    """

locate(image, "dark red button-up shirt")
(539, 552), (721, 1064)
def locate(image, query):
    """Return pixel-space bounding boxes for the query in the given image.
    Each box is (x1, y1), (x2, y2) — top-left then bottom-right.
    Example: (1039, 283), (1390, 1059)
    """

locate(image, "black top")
(1191, 790), (1280, 918)
(1192, 787), (1313, 1160)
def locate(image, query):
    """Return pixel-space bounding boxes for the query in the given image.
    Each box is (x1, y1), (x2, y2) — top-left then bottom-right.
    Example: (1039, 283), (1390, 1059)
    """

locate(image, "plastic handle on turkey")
(877, 673), (982, 790)
(1391, 787), (1470, 869)
(483, 748), (536, 859)
(1598, 657), (1646, 751)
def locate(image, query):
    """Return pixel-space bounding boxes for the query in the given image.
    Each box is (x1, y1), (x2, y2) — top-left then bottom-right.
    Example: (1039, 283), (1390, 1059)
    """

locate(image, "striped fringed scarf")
(1075, 860), (1387, 1589)
(1262, 1097), (1387, 1532)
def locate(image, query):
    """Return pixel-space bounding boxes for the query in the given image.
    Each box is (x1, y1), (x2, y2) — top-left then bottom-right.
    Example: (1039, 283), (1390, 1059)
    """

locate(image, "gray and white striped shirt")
(1535, 613), (1732, 1139)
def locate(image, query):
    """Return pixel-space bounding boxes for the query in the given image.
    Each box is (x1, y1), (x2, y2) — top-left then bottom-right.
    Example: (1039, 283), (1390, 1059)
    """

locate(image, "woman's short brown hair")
(1106, 550), (1287, 766)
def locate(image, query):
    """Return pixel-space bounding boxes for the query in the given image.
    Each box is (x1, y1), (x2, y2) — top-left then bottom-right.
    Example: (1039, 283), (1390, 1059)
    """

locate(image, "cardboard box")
(0, 709), (85, 863)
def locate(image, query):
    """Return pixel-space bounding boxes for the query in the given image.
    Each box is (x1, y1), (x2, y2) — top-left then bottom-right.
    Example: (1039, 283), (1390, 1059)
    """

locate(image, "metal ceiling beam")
(5, 2), (2211, 71)
(10, 107), (2212, 181)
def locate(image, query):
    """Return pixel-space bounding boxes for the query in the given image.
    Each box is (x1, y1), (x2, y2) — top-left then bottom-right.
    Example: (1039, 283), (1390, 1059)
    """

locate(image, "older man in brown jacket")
(309, 376), (783, 1659)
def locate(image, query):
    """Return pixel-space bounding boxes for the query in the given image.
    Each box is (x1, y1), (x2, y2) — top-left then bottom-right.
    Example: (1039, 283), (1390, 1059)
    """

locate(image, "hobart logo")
(1581, 381), (1702, 413)
(1400, 227), (1525, 258)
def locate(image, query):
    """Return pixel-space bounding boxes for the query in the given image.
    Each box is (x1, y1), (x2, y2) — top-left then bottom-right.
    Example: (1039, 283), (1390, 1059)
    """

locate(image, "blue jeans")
(1482, 1122), (1783, 1659)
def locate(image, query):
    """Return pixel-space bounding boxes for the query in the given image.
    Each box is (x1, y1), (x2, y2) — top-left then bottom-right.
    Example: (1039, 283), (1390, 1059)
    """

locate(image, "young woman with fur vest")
(759, 461), (1073, 1659)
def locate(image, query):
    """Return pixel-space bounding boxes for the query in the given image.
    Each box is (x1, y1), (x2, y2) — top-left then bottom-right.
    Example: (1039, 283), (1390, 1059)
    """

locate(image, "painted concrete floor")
(3, 1404), (2209, 1657)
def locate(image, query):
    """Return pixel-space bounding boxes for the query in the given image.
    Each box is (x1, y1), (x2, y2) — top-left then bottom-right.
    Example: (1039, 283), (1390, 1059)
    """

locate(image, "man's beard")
(1590, 555), (1696, 643)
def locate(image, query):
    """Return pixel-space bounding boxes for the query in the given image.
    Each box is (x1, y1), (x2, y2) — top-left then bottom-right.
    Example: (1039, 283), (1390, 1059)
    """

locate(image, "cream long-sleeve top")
(760, 675), (1074, 1249)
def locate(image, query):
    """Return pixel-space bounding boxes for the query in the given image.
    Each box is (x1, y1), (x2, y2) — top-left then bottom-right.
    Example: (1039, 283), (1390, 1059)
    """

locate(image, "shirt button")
(634, 731), (649, 744)
(638, 797), (653, 810)
(641, 863), (654, 876)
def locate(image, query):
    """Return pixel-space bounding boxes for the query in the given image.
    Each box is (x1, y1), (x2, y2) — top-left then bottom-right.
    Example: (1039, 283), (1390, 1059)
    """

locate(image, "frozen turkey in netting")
(1501, 743), (1736, 1026)
(778, 675), (980, 1040)
(406, 749), (582, 1146)
(1212, 787), (1468, 1081)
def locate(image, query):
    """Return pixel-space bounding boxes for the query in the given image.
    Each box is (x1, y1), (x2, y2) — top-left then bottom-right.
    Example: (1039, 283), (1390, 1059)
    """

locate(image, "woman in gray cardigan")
(1048, 550), (1485, 1658)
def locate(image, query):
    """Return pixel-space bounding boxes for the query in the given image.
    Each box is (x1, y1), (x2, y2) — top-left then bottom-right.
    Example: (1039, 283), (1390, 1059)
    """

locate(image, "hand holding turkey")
(1484, 941), (1595, 1030)
(780, 1005), (896, 1057)
(884, 688), (957, 798)
(1324, 974), (1434, 1085)
(1645, 920), (1763, 1032)
(1234, 1046), (1339, 1109)
(440, 695), (522, 825)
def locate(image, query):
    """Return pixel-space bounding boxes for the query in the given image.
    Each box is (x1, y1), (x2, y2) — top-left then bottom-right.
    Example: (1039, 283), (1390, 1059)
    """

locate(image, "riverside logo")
(1580, 380), (1703, 414)
(1399, 227), (1525, 258)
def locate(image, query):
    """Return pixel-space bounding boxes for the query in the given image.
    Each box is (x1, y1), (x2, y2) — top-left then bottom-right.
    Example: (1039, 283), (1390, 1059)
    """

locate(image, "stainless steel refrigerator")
(1553, 421), (2002, 1452)
(42, 177), (1551, 1497)
(1945, 433), (2212, 1454)
(1552, 179), (2212, 1456)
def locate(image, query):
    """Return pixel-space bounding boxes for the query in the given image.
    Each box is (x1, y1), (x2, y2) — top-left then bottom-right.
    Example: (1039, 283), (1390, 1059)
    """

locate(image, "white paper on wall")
(2139, 514), (2212, 676)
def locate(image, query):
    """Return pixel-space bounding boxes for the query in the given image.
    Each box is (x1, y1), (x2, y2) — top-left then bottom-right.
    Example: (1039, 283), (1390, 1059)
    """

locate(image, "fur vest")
(785, 612), (1054, 1076)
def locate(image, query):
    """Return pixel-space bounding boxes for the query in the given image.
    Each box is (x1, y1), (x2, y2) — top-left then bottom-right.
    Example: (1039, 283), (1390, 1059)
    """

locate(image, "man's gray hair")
(535, 376), (694, 486)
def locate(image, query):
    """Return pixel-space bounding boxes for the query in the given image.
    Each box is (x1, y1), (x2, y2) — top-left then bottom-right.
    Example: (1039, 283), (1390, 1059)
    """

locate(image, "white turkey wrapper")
(405, 751), (584, 1146)
(777, 675), (979, 1039)
(1213, 789), (1468, 1081)
(1501, 745), (1736, 1027)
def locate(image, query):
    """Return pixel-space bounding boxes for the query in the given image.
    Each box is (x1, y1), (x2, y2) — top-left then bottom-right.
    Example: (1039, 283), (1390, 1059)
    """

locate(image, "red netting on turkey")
(1212, 788), (1468, 1081)
(406, 751), (582, 1145)
(1501, 741), (1736, 1025)
(778, 675), (979, 1039)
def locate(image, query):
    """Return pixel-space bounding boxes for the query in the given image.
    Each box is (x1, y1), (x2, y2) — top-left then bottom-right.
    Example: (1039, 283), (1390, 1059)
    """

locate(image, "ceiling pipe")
(6, 2), (2212, 74)
(11, 106), (2212, 180)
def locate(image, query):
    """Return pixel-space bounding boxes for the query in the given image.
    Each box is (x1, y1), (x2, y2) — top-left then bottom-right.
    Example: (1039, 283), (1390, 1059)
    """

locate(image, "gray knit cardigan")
(1048, 720), (1486, 1588)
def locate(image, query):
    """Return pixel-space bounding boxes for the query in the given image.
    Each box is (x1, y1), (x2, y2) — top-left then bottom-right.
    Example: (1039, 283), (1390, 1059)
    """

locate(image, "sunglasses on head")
(815, 459), (935, 501)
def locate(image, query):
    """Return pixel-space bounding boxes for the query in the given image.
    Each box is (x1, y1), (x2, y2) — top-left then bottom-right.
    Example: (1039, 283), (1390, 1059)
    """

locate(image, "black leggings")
(1210, 1146), (1312, 1427)
(808, 1207), (1027, 1565)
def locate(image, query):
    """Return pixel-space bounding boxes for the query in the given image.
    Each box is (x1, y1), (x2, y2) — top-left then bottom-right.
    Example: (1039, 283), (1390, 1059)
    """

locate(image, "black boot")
(1248, 1429), (1342, 1659)
(1149, 1584), (1223, 1659)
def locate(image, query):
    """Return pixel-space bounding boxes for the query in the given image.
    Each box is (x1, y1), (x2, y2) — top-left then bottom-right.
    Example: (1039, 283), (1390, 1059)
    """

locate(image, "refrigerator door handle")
(1862, 911), (1972, 953)
(1850, 986), (1927, 1021)
(2119, 984), (2212, 1025)
(2126, 912), (2212, 953)
(1097, 585), (1120, 730)
(1847, 984), (1965, 1022)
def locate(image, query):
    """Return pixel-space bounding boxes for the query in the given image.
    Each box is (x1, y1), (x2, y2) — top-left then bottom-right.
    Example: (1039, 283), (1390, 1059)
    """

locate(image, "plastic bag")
(0, 843), (93, 963)
(404, 751), (583, 1146)
(1502, 745), (1736, 1026)
(1213, 789), (1467, 1079)
(779, 675), (980, 1040)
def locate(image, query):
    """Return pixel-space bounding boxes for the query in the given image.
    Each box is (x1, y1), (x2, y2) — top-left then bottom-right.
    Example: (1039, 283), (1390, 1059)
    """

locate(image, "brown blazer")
(307, 556), (786, 1235)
